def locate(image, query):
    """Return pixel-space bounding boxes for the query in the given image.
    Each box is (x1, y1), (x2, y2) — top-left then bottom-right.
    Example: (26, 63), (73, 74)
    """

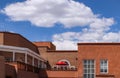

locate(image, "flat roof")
(47, 50), (77, 53)
(78, 43), (120, 45)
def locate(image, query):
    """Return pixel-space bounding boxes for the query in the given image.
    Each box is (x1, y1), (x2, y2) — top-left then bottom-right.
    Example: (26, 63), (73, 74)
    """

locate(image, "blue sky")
(0, 0), (120, 50)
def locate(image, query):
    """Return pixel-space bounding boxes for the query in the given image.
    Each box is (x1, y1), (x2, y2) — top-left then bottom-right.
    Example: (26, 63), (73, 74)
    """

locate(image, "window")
(100, 59), (108, 73)
(83, 60), (95, 78)
(5, 57), (12, 62)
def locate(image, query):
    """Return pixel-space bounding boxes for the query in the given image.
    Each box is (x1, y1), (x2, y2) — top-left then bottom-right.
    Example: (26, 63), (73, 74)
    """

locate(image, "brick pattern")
(46, 71), (77, 78)
(0, 56), (5, 78)
(0, 33), (4, 45)
(78, 44), (120, 78)
(33, 42), (56, 50)
(0, 32), (39, 54)
(37, 47), (78, 68)
(46, 51), (78, 67)
(5, 64), (17, 78)
(17, 70), (39, 78)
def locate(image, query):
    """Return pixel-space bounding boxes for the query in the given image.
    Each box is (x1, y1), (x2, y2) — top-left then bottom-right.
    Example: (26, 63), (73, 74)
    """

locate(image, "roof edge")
(78, 42), (120, 45)
(47, 50), (77, 52)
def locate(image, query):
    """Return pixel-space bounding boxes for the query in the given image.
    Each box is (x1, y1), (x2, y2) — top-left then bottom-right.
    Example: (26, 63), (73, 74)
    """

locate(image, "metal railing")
(50, 65), (77, 71)
(5, 61), (40, 73)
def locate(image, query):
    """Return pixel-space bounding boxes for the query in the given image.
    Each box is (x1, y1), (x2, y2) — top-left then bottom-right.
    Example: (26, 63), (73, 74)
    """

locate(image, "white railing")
(52, 65), (77, 71)
(0, 45), (46, 61)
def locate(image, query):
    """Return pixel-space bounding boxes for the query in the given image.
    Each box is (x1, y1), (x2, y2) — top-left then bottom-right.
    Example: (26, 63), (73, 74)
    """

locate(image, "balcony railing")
(50, 65), (77, 71)
(5, 61), (40, 73)
(5, 61), (77, 72)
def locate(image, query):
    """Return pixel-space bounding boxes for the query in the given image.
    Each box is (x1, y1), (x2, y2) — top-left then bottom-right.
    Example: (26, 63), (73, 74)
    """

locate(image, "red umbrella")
(56, 61), (68, 65)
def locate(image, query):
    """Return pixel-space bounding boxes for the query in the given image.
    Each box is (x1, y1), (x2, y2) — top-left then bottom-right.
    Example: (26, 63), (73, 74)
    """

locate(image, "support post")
(13, 52), (15, 62)
(32, 57), (34, 66)
(25, 53), (27, 64)
(25, 53), (27, 71)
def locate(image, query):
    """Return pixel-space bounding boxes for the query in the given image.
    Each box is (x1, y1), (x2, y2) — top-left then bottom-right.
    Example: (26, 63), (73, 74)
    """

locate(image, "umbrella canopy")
(56, 61), (68, 65)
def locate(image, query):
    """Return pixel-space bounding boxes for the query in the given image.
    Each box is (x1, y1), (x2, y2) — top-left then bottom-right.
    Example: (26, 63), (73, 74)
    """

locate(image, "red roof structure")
(56, 61), (68, 65)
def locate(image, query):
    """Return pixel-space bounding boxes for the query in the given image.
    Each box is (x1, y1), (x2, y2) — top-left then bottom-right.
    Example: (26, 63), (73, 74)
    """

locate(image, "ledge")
(78, 43), (120, 45)
(96, 74), (115, 77)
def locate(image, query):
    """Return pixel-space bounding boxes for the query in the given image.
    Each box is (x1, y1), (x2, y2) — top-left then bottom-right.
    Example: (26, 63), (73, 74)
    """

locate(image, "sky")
(0, 0), (120, 50)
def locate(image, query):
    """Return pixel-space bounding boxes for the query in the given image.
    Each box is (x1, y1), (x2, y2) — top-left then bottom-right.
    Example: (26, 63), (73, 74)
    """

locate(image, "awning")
(56, 61), (68, 65)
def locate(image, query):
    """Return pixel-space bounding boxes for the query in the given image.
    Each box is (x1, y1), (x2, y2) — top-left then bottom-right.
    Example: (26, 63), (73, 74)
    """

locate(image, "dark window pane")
(88, 74), (90, 78)
(91, 60), (94, 64)
(91, 74), (94, 78)
(84, 69), (87, 73)
(91, 69), (94, 73)
(100, 69), (104, 72)
(88, 61), (90, 64)
(88, 65), (90, 68)
(84, 74), (87, 78)
(88, 69), (91, 73)
(90, 65), (94, 68)
(84, 65), (87, 68)
(104, 69), (107, 73)
(84, 60), (87, 64)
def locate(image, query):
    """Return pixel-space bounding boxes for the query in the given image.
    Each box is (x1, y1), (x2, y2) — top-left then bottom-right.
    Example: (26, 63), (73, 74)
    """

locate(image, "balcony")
(50, 65), (77, 71)
(5, 61), (40, 73)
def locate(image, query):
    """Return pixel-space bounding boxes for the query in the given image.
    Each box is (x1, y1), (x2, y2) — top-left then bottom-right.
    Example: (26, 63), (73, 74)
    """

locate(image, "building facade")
(0, 32), (119, 78)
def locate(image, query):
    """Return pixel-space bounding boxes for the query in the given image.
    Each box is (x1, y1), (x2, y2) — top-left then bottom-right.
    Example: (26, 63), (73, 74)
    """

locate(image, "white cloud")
(1, 0), (117, 50)
(103, 32), (120, 42)
(53, 32), (79, 50)
(53, 40), (77, 50)
(1, 0), (114, 28)
(90, 18), (114, 29)
(52, 31), (120, 50)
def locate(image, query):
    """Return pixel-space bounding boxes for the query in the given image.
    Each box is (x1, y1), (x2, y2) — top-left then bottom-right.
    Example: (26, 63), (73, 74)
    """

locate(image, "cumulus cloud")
(103, 32), (120, 42)
(52, 31), (120, 50)
(1, 0), (117, 50)
(53, 40), (77, 50)
(1, 0), (114, 28)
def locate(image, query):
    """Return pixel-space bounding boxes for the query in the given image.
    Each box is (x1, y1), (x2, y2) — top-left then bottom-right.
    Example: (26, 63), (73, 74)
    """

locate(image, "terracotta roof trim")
(96, 74), (115, 77)
(78, 43), (120, 45)
(36, 46), (50, 49)
(47, 50), (77, 52)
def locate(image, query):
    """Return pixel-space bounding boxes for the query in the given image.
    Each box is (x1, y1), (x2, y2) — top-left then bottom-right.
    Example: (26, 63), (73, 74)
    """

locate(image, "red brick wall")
(17, 70), (39, 78)
(0, 33), (4, 45)
(36, 47), (48, 57)
(46, 51), (78, 67)
(39, 70), (77, 78)
(1, 32), (39, 54)
(37, 47), (78, 68)
(0, 51), (13, 59)
(78, 43), (120, 78)
(33, 42), (56, 50)
(0, 56), (5, 78)
(5, 64), (17, 78)
(47, 71), (77, 78)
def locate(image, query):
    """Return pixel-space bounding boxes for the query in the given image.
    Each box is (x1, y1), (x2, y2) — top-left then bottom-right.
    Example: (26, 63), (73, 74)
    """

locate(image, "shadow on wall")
(5, 64), (17, 78)
(39, 61), (50, 78)
(39, 70), (48, 78)
(46, 61), (51, 70)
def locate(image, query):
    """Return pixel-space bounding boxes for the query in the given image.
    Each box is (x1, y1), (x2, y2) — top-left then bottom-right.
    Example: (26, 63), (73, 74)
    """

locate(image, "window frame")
(100, 59), (108, 74)
(83, 59), (95, 78)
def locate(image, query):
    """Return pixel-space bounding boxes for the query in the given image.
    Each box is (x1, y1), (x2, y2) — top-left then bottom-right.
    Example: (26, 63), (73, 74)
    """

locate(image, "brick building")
(0, 31), (119, 78)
